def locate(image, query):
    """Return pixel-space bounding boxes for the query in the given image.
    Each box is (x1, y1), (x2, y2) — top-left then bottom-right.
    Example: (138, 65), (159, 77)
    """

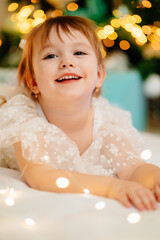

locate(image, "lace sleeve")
(102, 122), (145, 179)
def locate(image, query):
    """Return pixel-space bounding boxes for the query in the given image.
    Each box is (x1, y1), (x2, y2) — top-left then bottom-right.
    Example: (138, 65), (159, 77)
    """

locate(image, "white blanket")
(0, 132), (160, 240)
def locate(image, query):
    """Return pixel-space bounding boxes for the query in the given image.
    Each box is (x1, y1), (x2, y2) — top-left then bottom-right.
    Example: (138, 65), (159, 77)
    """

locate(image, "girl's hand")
(108, 179), (157, 211)
(153, 171), (160, 202)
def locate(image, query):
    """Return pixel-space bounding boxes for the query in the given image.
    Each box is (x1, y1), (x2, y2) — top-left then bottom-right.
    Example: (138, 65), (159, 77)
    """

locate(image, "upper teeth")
(57, 75), (79, 81)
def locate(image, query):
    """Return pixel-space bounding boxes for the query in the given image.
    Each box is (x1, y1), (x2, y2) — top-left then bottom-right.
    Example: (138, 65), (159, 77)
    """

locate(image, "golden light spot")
(10, 13), (17, 22)
(142, 25), (152, 35)
(16, 19), (32, 33)
(8, 3), (18, 12)
(51, 10), (63, 17)
(132, 15), (142, 23)
(137, 35), (147, 44)
(67, 3), (78, 11)
(56, 177), (70, 188)
(0, 39), (2, 47)
(108, 32), (118, 40)
(33, 10), (44, 18)
(131, 26), (143, 38)
(97, 29), (108, 39)
(156, 29), (160, 37)
(151, 41), (160, 50)
(119, 40), (130, 50)
(32, 17), (45, 27)
(125, 23), (134, 32)
(127, 213), (141, 224)
(110, 19), (121, 28)
(31, 0), (40, 3)
(112, 9), (122, 18)
(154, 33), (160, 42)
(103, 38), (115, 47)
(135, 39), (145, 45)
(104, 25), (114, 35)
(16, 5), (34, 21)
(142, 0), (152, 8)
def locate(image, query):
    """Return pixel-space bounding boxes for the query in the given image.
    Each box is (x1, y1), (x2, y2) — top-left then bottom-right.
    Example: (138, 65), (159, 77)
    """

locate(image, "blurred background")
(0, 0), (160, 134)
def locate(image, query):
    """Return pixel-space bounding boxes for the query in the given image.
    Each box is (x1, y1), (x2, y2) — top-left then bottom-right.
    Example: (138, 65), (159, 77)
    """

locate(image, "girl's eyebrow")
(39, 41), (92, 54)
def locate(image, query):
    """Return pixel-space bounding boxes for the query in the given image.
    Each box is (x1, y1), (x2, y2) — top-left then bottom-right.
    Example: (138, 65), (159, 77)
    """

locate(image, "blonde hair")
(18, 16), (104, 97)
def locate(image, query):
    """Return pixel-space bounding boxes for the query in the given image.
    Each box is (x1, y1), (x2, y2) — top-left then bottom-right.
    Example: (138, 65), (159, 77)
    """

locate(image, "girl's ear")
(26, 71), (40, 94)
(96, 63), (106, 89)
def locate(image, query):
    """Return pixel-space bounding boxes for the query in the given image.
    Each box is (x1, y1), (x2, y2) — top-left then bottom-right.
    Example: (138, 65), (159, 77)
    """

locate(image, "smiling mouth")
(55, 75), (82, 83)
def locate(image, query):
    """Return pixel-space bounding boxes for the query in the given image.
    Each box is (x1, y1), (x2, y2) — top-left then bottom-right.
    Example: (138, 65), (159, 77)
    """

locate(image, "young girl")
(0, 16), (160, 211)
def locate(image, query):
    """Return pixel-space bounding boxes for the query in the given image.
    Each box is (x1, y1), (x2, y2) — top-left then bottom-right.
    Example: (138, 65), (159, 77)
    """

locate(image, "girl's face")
(30, 27), (105, 104)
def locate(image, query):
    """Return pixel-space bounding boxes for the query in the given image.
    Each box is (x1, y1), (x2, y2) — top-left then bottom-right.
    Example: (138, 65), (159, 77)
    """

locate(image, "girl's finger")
(119, 194), (132, 208)
(154, 184), (160, 202)
(128, 191), (145, 211)
(137, 189), (157, 210)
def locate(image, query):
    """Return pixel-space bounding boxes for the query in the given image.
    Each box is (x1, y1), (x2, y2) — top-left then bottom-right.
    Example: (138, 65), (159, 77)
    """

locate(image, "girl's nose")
(59, 57), (75, 69)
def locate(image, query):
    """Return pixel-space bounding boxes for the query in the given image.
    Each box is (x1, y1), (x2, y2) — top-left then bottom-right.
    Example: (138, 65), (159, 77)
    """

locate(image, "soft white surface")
(0, 132), (160, 240)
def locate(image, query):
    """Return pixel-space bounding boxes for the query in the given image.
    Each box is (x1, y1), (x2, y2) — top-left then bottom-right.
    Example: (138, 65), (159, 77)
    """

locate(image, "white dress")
(0, 89), (145, 178)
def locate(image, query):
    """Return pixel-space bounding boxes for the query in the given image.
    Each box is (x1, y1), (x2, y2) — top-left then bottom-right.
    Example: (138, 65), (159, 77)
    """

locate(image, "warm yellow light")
(156, 29), (160, 37)
(126, 15), (135, 24)
(120, 19), (127, 28)
(154, 33), (160, 42)
(17, 5), (34, 21)
(136, 39), (145, 46)
(10, 13), (17, 22)
(119, 40), (130, 50)
(56, 177), (70, 188)
(17, 20), (32, 33)
(132, 15), (142, 23)
(138, 35), (147, 44)
(110, 19), (121, 28)
(142, 25), (152, 35)
(8, 3), (18, 12)
(51, 10), (63, 17)
(67, 3), (78, 11)
(131, 26), (143, 38)
(97, 29), (108, 39)
(31, 0), (40, 3)
(0, 40), (2, 47)
(112, 9), (122, 18)
(142, 1), (152, 8)
(32, 17), (45, 26)
(125, 23), (134, 32)
(33, 10), (44, 18)
(108, 32), (118, 40)
(151, 41), (160, 50)
(103, 38), (115, 47)
(104, 25), (114, 35)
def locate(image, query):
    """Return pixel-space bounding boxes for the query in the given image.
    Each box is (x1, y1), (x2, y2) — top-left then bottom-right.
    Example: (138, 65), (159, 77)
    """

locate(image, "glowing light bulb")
(5, 197), (15, 206)
(97, 30), (108, 39)
(67, 3), (78, 11)
(25, 218), (35, 226)
(141, 149), (152, 160)
(56, 177), (70, 188)
(127, 213), (141, 224)
(84, 189), (90, 194)
(104, 25), (114, 35)
(95, 201), (106, 210)
(8, 3), (18, 12)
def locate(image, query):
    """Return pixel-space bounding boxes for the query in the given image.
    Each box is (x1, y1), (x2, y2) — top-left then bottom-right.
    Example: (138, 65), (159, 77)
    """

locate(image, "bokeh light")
(119, 40), (130, 50)
(67, 3), (78, 11)
(8, 3), (18, 12)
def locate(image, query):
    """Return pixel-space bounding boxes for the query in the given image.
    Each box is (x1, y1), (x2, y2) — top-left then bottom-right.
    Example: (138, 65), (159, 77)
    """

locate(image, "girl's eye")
(74, 51), (87, 56)
(44, 54), (57, 59)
